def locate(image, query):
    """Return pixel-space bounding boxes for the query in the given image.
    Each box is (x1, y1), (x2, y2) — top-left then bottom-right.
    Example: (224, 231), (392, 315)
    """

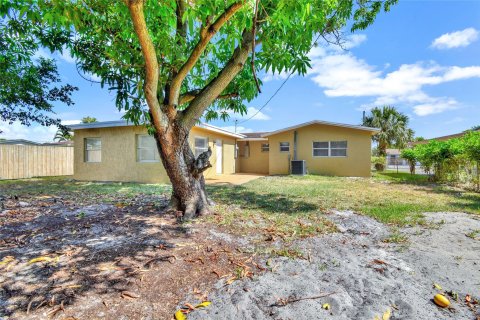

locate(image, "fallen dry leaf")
(121, 291), (140, 299)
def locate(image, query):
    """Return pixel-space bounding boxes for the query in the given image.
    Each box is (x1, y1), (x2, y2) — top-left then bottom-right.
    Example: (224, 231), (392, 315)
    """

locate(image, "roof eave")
(261, 120), (380, 137)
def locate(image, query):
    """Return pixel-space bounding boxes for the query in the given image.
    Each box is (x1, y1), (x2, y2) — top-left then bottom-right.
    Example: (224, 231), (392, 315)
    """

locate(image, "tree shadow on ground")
(0, 190), (242, 319)
(207, 185), (318, 214)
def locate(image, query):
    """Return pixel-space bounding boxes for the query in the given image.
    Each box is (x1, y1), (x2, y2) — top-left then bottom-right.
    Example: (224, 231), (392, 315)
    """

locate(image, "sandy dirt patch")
(186, 211), (480, 320)
(0, 195), (261, 320)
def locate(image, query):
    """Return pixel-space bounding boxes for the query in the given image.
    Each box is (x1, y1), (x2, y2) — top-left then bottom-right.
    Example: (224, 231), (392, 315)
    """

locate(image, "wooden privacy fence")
(0, 145), (74, 180)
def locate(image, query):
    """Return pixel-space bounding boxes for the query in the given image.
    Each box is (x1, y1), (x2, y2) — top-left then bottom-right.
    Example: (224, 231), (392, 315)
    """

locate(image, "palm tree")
(54, 129), (72, 142)
(362, 106), (413, 157)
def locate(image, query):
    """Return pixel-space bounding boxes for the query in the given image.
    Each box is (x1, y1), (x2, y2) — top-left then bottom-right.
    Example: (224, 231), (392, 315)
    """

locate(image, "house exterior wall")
(73, 125), (236, 183)
(268, 124), (373, 177)
(237, 140), (269, 174)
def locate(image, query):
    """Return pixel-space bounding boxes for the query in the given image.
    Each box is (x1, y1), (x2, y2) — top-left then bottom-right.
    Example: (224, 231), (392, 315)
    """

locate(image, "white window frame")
(137, 134), (160, 163)
(84, 138), (101, 163)
(312, 141), (348, 158)
(312, 141), (329, 157)
(279, 142), (290, 153)
(194, 136), (208, 158)
(261, 143), (269, 152)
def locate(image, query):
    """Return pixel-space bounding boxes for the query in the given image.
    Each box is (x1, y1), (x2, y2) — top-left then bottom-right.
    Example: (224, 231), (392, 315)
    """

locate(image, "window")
(279, 142), (290, 152)
(194, 137), (208, 158)
(313, 141), (329, 157)
(85, 138), (101, 162)
(261, 143), (269, 152)
(244, 145), (250, 158)
(137, 135), (160, 162)
(312, 141), (347, 157)
(330, 141), (347, 157)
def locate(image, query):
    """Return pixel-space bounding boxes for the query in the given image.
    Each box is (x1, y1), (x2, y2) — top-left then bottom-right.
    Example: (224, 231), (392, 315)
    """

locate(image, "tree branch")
(180, 30), (255, 129)
(179, 90), (239, 105)
(127, 0), (170, 127)
(251, 0), (261, 93)
(168, 1), (245, 107)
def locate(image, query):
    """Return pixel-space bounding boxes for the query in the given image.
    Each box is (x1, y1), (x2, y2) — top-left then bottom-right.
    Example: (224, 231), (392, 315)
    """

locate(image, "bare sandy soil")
(0, 195), (262, 320)
(187, 211), (480, 320)
(1, 193), (479, 320)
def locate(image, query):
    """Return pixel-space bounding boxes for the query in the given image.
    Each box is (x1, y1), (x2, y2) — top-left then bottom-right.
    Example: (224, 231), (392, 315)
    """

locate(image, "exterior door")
(216, 139), (223, 174)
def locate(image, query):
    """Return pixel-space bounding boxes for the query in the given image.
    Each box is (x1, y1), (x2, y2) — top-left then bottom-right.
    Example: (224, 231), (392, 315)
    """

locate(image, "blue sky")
(1, 0), (479, 142)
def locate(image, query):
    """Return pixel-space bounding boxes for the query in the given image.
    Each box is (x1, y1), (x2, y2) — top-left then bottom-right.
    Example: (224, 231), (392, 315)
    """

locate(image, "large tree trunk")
(154, 121), (212, 220)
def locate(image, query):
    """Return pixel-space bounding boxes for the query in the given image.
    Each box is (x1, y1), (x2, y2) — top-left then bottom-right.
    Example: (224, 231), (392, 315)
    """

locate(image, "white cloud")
(59, 47), (76, 63)
(413, 98), (458, 116)
(338, 34), (367, 50)
(228, 107), (270, 121)
(307, 47), (480, 116)
(0, 120), (81, 142)
(217, 126), (253, 134)
(431, 28), (479, 49)
(262, 70), (291, 82)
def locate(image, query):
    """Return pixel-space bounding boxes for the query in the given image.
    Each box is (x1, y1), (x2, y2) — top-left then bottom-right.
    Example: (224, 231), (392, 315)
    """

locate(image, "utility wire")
(235, 33), (324, 126)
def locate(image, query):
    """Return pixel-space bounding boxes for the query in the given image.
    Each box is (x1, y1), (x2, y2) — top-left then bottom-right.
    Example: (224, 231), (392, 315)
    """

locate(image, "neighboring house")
(411, 128), (480, 145)
(69, 120), (378, 183)
(386, 149), (408, 166)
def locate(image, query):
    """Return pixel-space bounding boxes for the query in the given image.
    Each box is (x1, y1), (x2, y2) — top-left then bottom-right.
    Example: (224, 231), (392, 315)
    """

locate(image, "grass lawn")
(207, 171), (480, 238)
(1, 172), (479, 239)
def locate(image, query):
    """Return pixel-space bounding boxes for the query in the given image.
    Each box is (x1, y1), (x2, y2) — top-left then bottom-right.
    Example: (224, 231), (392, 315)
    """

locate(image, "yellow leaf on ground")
(174, 310), (187, 320)
(433, 283), (442, 290)
(0, 256), (14, 265)
(322, 303), (330, 310)
(383, 308), (391, 320)
(195, 301), (211, 308)
(28, 256), (52, 264)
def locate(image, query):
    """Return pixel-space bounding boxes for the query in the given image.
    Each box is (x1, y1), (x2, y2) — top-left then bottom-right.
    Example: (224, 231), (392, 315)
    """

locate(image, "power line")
(236, 71), (293, 125)
(235, 33), (324, 126)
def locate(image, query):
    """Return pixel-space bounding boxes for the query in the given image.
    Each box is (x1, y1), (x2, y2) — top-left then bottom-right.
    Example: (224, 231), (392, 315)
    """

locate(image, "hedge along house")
(69, 119), (378, 183)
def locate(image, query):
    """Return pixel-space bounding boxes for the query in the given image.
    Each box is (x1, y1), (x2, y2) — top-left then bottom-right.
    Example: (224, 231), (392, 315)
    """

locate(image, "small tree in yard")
(400, 148), (417, 175)
(1, 0), (397, 219)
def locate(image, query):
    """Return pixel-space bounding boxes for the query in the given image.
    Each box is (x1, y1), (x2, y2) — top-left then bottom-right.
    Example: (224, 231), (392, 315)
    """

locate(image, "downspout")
(293, 130), (298, 160)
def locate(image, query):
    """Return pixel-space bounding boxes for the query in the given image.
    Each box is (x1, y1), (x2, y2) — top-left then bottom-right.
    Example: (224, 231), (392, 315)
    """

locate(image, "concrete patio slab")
(205, 173), (265, 185)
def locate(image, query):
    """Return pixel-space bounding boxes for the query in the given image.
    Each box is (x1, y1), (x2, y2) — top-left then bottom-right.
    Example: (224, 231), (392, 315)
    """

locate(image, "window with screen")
(312, 141), (347, 157)
(194, 137), (208, 158)
(137, 135), (160, 162)
(85, 138), (101, 162)
(279, 142), (290, 152)
(330, 140), (347, 157)
(261, 143), (269, 152)
(312, 141), (329, 157)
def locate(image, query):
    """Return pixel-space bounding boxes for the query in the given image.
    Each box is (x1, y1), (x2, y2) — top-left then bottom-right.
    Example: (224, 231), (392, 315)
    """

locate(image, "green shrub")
(410, 132), (480, 190)
(372, 156), (386, 172)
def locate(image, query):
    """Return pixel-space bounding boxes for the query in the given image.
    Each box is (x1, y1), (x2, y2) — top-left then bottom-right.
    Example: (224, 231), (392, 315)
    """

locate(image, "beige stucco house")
(69, 120), (378, 183)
